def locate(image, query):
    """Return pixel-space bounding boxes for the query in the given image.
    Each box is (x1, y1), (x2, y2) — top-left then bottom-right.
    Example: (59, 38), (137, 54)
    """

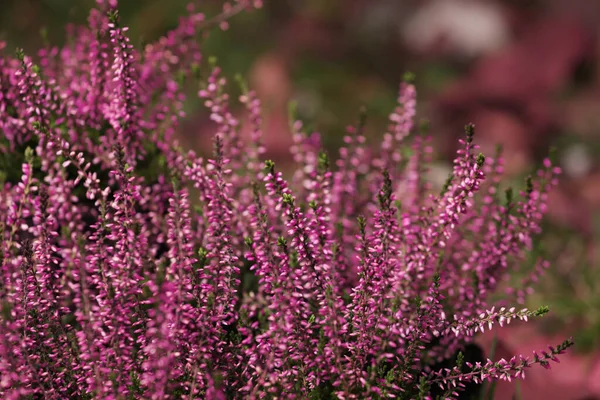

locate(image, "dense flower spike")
(0, 3), (570, 399)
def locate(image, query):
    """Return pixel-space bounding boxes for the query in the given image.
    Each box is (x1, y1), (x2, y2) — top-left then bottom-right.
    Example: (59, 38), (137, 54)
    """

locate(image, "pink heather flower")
(0, 2), (569, 399)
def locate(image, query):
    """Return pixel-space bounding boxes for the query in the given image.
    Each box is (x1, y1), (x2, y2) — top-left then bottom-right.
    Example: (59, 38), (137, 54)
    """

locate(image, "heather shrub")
(0, 1), (571, 399)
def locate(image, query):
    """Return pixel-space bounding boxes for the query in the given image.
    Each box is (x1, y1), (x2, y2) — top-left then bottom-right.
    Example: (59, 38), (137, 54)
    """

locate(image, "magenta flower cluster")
(0, 1), (571, 399)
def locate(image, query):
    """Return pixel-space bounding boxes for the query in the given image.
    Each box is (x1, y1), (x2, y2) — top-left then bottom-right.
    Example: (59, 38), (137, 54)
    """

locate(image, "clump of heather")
(0, 1), (571, 399)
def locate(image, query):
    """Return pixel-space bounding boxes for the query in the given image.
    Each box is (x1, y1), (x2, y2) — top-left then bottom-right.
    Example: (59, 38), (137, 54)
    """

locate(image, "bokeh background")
(1, 0), (599, 398)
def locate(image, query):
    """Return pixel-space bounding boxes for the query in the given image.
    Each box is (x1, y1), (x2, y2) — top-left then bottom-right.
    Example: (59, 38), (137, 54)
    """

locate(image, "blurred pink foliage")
(437, 17), (593, 160)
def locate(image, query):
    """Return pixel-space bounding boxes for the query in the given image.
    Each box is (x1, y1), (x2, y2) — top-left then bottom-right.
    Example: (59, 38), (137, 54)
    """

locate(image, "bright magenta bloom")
(0, 1), (569, 399)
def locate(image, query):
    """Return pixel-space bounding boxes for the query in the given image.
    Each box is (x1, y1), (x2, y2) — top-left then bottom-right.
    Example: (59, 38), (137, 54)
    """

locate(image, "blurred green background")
(2, 0), (600, 397)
